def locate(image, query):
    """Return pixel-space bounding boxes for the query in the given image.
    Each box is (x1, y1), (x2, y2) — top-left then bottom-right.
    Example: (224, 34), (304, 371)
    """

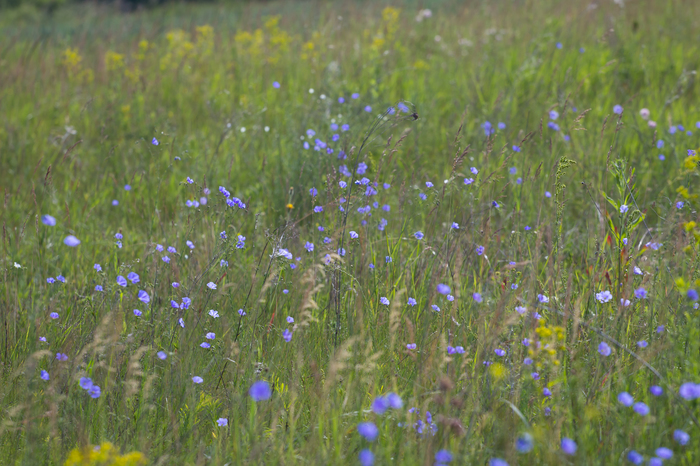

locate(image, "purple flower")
(238, 309), (246, 316)
(516, 433), (534, 453)
(138, 290), (150, 304)
(79, 377), (93, 390)
(200, 342), (210, 349)
(380, 297), (390, 306)
(89, 385), (101, 398)
(650, 385), (663, 396)
(494, 348), (505, 357)
(152, 137), (159, 145)
(364, 105), (372, 113)
(116, 276), (127, 287)
(674, 429), (690, 445)
(283, 329), (293, 342)
(127, 272), (139, 284)
(50, 312), (59, 319)
(617, 392), (634, 406)
(688, 289), (699, 301)
(359, 450), (374, 466)
(476, 245), (485, 256)
(408, 297), (417, 306)
(357, 422), (379, 441)
(42, 215), (56, 226)
(537, 293), (549, 303)
(179, 318), (185, 328)
(655, 447), (672, 460)
(596, 290), (613, 303)
(46, 277), (55, 284)
(637, 340), (648, 348)
(56, 353), (68, 361)
(679, 382), (700, 400)
(217, 418), (228, 426)
(627, 451), (643, 465)
(64, 235), (81, 247)
(531, 372), (540, 380)
(437, 284), (451, 295)
(249, 380), (272, 401)
(634, 287), (647, 299)
(598, 342), (612, 356)
(414, 231), (424, 240)
(40, 370), (50, 381)
(561, 438), (577, 455)
(431, 304), (441, 312)
(489, 459), (509, 466)
(133, 309), (142, 317)
(157, 351), (167, 360)
(613, 105), (623, 114)
(192, 376), (203, 384)
(435, 450), (453, 463)
(545, 191), (552, 198)
(206, 282), (217, 290)
(272, 81), (280, 88)
(406, 343), (416, 350)
(162, 256), (170, 263)
(472, 293), (483, 303)
(620, 204), (629, 214)
(543, 388), (552, 397)
(633, 402), (649, 416)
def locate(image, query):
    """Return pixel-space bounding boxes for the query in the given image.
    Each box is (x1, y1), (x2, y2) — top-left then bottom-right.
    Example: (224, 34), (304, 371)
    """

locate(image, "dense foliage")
(2, 0), (700, 464)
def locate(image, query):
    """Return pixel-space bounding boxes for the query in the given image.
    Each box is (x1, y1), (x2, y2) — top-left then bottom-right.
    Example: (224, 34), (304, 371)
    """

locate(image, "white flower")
(13, 262), (21, 269)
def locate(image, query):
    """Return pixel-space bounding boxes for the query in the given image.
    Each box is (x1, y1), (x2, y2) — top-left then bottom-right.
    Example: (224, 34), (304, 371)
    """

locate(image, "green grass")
(2, 0), (700, 464)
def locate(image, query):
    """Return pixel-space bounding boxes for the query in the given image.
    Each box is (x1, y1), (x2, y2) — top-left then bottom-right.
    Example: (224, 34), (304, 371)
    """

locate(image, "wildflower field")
(2, 0), (700, 463)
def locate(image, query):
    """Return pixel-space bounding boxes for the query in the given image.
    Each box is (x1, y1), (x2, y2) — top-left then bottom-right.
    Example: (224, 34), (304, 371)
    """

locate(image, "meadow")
(2, 0), (700, 464)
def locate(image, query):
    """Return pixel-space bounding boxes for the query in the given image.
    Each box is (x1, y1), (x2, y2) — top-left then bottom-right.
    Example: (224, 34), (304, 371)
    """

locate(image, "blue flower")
(357, 422), (379, 441)
(437, 284), (451, 295)
(598, 342), (611, 356)
(40, 370), (50, 381)
(364, 106), (372, 112)
(138, 290), (150, 304)
(127, 272), (139, 284)
(613, 105), (623, 114)
(476, 245), (485, 256)
(116, 276), (127, 287)
(380, 297), (390, 305)
(561, 438), (577, 455)
(414, 231), (424, 240)
(64, 235), (81, 247)
(408, 298), (417, 306)
(152, 137), (159, 145)
(627, 451), (643, 465)
(358, 450), (374, 466)
(617, 392), (634, 406)
(435, 450), (453, 463)
(42, 215), (56, 226)
(272, 81), (280, 88)
(516, 433), (533, 453)
(674, 429), (690, 445)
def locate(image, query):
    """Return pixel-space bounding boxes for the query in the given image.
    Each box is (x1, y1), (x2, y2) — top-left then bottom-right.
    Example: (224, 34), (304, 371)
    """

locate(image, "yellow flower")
(286, 203), (294, 209)
(64, 442), (146, 466)
(105, 51), (125, 72)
